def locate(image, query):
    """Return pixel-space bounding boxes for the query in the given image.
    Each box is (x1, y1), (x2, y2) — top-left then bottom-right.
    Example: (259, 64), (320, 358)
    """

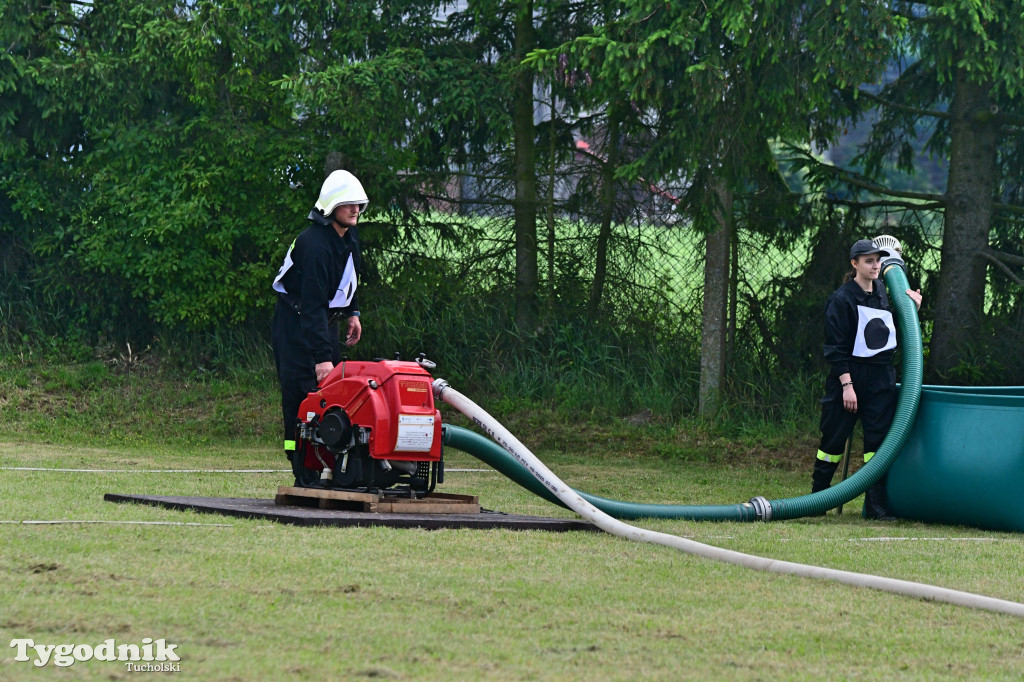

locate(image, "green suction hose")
(442, 424), (759, 521)
(441, 256), (922, 522)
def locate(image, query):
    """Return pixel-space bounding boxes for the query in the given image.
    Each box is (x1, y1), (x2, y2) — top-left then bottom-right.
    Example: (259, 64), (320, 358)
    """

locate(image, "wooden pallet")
(275, 486), (480, 515)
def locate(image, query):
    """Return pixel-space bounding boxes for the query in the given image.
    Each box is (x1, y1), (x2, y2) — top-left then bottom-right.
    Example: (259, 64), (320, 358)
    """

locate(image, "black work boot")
(863, 477), (896, 521)
(810, 460), (840, 516)
(811, 460), (840, 494)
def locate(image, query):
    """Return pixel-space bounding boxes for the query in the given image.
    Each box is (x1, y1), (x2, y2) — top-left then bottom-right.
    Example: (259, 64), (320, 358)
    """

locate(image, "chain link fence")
(359, 166), (1024, 407)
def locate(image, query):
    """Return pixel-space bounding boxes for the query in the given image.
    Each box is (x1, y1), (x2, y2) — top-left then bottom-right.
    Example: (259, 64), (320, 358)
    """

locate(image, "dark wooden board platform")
(104, 493), (597, 532)
(274, 486), (482, 514)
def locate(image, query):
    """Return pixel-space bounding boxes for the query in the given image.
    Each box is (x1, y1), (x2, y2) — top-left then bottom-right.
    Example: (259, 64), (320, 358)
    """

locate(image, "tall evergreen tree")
(535, 0), (901, 412)
(822, 1), (1024, 381)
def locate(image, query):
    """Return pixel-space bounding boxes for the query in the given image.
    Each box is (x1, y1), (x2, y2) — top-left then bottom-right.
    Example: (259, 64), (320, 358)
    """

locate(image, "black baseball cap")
(850, 239), (891, 259)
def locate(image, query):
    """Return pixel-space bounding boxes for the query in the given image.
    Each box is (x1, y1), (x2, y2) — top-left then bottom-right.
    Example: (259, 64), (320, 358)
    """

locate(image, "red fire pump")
(291, 354), (444, 495)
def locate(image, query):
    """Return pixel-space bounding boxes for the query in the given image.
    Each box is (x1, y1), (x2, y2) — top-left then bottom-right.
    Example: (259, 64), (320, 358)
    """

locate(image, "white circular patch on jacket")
(853, 305), (896, 357)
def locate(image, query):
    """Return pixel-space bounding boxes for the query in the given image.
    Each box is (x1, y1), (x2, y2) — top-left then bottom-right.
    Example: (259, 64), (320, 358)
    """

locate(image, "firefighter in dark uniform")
(272, 170), (367, 475)
(811, 239), (922, 519)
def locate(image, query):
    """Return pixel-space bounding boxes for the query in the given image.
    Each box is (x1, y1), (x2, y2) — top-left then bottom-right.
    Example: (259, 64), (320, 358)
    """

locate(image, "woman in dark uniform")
(811, 239), (922, 520)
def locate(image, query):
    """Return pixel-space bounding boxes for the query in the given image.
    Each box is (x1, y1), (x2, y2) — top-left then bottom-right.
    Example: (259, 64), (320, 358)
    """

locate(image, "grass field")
(2, 363), (1024, 680)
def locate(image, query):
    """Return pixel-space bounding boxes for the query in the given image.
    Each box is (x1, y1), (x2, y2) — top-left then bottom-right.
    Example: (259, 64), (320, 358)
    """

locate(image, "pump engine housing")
(291, 357), (443, 495)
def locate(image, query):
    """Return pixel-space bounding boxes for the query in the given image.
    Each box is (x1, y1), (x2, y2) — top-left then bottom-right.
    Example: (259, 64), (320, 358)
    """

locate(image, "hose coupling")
(431, 378), (450, 401)
(748, 496), (773, 522)
(880, 255), (906, 276)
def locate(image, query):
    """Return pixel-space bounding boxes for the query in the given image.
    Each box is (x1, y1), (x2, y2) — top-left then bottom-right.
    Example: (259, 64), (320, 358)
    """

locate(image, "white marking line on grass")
(784, 536), (1006, 543)
(851, 536), (1002, 542)
(0, 520), (233, 527)
(685, 537), (1005, 543)
(1, 466), (495, 473)
(1, 467), (290, 473)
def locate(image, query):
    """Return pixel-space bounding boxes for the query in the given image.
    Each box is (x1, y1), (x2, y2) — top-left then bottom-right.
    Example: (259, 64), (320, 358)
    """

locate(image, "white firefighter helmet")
(315, 170), (368, 216)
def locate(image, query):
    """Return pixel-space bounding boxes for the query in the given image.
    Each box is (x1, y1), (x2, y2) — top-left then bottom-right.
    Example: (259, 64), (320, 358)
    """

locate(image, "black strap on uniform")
(278, 292), (301, 315)
(279, 292), (343, 325)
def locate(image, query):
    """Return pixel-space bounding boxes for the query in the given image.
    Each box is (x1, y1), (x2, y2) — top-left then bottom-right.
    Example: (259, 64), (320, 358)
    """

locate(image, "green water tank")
(887, 385), (1024, 532)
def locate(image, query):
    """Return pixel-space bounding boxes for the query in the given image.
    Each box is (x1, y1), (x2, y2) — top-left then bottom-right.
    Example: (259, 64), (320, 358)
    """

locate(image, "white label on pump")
(395, 415), (434, 452)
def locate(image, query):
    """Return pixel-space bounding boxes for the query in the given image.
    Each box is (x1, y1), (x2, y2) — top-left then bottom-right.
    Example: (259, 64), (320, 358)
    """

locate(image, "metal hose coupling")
(881, 255), (906, 276)
(431, 378), (450, 401)
(748, 496), (773, 521)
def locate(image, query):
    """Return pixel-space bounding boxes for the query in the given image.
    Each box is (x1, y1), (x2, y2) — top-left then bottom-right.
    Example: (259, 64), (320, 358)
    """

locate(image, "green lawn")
(3, 429), (1024, 680)
(2, 361), (1023, 679)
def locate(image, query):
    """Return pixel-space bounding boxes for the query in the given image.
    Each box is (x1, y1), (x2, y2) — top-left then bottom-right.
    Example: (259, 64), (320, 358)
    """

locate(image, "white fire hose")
(432, 379), (1024, 618)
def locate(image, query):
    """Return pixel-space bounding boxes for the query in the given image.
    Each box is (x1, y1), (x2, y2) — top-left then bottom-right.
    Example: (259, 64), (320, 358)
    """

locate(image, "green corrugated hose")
(442, 424), (760, 520)
(442, 257), (922, 522)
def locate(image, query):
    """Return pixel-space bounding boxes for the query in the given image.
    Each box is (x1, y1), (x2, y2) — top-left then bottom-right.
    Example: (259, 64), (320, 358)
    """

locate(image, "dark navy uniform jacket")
(823, 279), (898, 389)
(273, 211), (361, 365)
